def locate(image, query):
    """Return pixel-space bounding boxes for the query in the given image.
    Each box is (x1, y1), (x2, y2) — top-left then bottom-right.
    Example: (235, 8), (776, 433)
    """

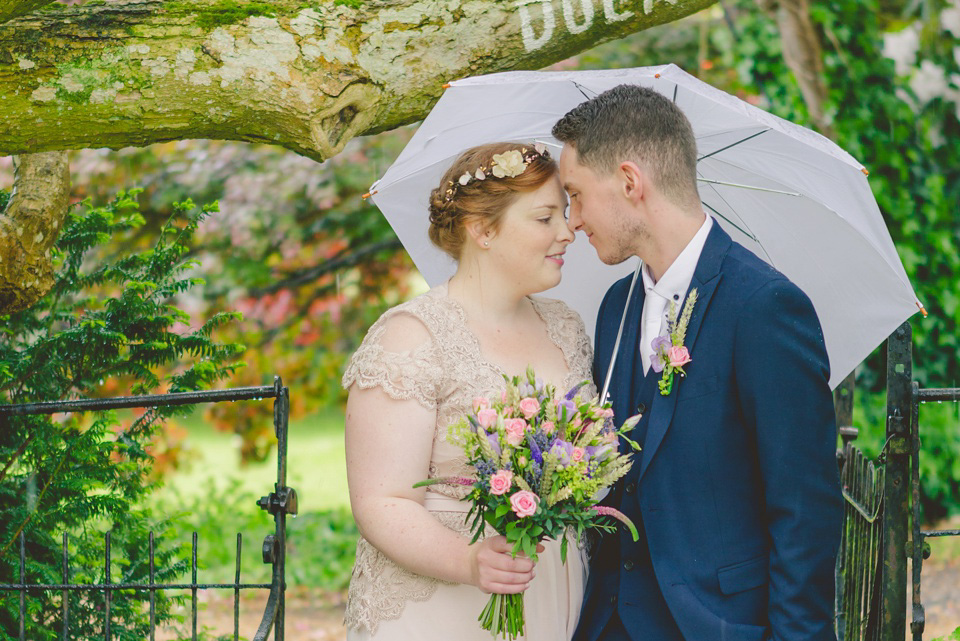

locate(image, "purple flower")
(585, 444), (613, 462)
(549, 440), (574, 465)
(556, 399), (576, 421)
(527, 432), (543, 465)
(564, 381), (585, 400)
(650, 335), (671, 373)
(486, 432), (501, 458)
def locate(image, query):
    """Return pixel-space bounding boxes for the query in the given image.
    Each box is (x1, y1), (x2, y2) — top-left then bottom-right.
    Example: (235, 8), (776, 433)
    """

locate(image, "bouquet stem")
(479, 592), (525, 640)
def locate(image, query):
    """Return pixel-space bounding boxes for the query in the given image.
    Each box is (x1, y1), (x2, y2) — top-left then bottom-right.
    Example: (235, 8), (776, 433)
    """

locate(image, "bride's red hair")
(427, 142), (557, 260)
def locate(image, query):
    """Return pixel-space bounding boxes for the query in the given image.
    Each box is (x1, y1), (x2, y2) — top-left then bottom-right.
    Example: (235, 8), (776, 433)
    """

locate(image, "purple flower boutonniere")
(652, 288), (698, 395)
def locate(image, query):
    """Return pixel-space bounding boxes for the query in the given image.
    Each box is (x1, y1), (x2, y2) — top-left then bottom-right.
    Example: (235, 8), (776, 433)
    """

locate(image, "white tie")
(640, 290), (669, 374)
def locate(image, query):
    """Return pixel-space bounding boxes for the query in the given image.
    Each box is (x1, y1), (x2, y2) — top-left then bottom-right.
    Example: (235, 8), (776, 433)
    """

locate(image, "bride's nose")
(557, 220), (575, 244)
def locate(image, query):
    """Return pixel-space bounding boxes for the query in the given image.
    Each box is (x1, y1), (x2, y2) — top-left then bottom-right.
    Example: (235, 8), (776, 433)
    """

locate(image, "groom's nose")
(567, 204), (582, 233)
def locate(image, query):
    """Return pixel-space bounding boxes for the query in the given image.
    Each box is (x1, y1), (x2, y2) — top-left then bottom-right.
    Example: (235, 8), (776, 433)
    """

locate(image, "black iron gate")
(836, 323), (960, 641)
(0, 375), (296, 640)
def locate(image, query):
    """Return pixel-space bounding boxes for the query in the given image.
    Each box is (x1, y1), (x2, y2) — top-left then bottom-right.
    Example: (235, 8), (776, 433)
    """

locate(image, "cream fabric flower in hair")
(491, 150), (526, 178)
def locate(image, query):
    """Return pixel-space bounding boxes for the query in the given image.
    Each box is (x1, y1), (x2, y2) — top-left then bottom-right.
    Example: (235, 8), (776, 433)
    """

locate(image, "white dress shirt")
(639, 216), (713, 374)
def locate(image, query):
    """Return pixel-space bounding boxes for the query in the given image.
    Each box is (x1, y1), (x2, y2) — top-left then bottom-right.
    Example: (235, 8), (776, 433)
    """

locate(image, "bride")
(342, 142), (594, 640)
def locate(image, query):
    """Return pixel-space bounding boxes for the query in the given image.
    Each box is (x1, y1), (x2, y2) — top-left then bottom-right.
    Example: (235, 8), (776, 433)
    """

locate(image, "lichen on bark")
(0, 0), (717, 161)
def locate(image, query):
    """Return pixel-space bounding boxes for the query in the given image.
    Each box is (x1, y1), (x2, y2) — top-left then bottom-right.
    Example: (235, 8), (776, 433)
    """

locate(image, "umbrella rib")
(700, 179), (766, 253)
(701, 201), (763, 249)
(698, 174), (773, 265)
(572, 81), (596, 99)
(696, 177), (800, 196)
(698, 129), (770, 162)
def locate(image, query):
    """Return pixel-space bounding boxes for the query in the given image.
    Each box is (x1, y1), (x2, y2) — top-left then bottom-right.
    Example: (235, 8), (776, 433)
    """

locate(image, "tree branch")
(246, 237), (404, 298)
(0, 0), (55, 24)
(0, 0), (717, 162)
(0, 152), (71, 312)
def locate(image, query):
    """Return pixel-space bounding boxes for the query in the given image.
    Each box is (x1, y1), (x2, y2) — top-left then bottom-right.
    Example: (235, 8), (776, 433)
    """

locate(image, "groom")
(553, 85), (843, 641)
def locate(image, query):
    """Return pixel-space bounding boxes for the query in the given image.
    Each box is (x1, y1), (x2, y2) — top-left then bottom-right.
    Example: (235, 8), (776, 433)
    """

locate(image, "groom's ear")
(619, 161), (645, 204)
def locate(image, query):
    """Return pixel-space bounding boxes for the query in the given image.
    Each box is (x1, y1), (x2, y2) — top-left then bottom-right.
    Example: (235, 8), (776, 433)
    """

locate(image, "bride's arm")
(345, 316), (535, 593)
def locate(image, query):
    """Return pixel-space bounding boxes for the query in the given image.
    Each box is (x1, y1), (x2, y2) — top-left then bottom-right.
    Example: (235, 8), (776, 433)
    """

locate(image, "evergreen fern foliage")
(0, 191), (245, 639)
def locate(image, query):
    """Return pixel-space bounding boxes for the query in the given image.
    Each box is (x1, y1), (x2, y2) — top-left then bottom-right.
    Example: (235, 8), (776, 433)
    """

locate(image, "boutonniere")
(651, 288), (698, 396)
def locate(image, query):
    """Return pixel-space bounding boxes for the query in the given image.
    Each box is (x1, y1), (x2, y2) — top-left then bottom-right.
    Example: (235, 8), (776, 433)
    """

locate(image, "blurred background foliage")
(1, 0), (959, 602)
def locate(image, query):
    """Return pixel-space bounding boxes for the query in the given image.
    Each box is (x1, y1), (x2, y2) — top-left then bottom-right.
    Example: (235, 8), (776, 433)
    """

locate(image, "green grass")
(145, 407), (358, 589)
(158, 406), (349, 511)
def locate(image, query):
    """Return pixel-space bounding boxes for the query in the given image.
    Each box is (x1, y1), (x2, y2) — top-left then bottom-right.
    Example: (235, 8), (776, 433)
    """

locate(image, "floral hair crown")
(443, 143), (550, 202)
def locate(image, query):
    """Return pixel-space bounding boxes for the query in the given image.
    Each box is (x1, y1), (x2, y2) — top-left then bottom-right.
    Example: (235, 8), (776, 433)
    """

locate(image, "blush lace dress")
(341, 284), (596, 641)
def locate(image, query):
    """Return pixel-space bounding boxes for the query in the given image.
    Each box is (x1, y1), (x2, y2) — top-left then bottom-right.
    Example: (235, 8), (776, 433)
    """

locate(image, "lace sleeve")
(342, 311), (443, 410)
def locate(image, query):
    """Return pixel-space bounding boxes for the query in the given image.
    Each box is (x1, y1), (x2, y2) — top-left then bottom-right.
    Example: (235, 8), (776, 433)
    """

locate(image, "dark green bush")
(0, 191), (244, 638)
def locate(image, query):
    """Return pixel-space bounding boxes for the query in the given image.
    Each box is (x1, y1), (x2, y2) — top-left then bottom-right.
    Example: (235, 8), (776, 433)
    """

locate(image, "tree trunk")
(0, 152), (70, 312)
(756, 0), (834, 140)
(1, 0), (715, 162)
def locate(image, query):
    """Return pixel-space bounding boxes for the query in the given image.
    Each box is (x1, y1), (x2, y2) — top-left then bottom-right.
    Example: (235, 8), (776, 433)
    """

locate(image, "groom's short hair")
(552, 84), (699, 208)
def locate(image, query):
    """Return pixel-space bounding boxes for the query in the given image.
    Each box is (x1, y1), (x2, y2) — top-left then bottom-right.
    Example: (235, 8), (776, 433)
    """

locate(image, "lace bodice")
(341, 284), (595, 634)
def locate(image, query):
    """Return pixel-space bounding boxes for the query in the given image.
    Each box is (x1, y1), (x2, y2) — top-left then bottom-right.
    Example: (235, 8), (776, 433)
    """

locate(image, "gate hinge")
(257, 487), (299, 516)
(904, 540), (931, 559)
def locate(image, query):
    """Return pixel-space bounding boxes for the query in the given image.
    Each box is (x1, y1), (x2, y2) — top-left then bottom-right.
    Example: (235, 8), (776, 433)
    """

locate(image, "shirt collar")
(641, 215), (713, 302)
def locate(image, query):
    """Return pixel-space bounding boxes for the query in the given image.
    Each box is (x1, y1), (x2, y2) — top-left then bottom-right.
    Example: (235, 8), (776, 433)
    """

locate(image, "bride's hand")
(469, 535), (544, 594)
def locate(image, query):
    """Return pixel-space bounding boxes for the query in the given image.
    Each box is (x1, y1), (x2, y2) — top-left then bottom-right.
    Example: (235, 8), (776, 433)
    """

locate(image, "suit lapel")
(610, 280), (645, 423)
(636, 222), (732, 483)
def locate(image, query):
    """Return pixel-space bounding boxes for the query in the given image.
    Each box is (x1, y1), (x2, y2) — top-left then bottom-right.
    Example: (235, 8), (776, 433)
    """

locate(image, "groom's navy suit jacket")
(576, 223), (843, 641)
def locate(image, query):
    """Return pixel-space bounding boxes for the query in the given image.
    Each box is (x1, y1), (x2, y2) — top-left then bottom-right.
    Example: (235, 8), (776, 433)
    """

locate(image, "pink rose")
(473, 397), (490, 412)
(489, 470), (513, 495)
(597, 407), (614, 419)
(504, 418), (528, 446)
(542, 421), (555, 435)
(477, 408), (498, 429)
(668, 346), (692, 367)
(510, 490), (539, 518)
(519, 397), (540, 419)
(572, 447), (585, 462)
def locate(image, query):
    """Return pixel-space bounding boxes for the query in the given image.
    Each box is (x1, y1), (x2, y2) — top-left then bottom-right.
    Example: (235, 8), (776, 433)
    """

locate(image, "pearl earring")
(483, 241), (489, 247)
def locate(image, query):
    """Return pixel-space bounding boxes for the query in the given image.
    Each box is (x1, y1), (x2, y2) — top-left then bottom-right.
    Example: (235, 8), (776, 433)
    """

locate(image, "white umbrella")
(367, 64), (923, 388)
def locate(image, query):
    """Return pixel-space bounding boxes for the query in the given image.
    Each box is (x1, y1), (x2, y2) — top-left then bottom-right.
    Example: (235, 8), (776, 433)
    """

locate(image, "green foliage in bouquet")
(0, 191), (244, 638)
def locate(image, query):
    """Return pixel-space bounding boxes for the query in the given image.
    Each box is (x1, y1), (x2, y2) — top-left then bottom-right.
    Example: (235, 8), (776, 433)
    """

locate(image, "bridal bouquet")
(416, 367), (641, 640)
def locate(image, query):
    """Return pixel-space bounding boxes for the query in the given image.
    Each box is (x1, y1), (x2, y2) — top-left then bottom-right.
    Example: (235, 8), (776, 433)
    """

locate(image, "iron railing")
(835, 323), (960, 641)
(0, 375), (296, 640)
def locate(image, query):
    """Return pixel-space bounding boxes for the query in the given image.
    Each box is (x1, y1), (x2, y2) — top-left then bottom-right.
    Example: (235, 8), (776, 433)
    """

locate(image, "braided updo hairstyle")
(428, 142), (558, 260)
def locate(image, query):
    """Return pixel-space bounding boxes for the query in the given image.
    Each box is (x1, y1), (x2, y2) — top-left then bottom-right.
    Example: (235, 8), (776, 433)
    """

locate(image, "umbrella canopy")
(368, 64), (922, 388)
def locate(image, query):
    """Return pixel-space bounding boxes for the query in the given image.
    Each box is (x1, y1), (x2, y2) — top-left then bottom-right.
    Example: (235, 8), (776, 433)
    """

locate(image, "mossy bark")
(0, 152), (70, 312)
(0, 0), (716, 162)
(0, 0), (715, 312)
(0, 0), (53, 23)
